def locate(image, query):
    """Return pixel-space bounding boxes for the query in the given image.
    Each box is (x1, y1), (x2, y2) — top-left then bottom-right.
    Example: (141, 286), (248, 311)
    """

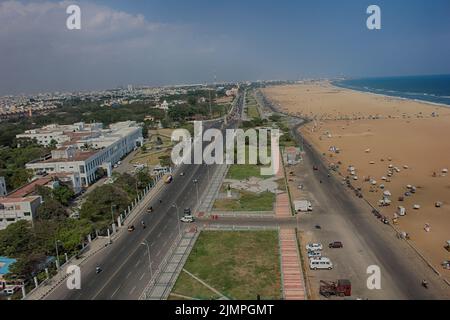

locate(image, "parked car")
(329, 241), (343, 249)
(306, 243), (323, 251)
(308, 251), (322, 259)
(310, 257), (333, 270)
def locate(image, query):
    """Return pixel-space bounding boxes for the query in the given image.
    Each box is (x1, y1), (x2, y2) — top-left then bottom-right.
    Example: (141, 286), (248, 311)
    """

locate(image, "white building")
(24, 121), (143, 187)
(16, 122), (103, 148)
(0, 177), (6, 196)
(155, 100), (169, 111)
(0, 196), (42, 230)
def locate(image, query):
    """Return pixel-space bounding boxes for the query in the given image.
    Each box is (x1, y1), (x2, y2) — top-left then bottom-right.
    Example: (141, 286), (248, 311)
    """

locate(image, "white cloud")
(0, 0), (242, 94)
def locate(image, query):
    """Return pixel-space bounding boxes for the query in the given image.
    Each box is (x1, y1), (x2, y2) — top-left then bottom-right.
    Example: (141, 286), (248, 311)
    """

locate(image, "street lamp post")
(110, 204), (116, 226)
(141, 241), (153, 279)
(206, 165), (210, 182)
(55, 240), (62, 269)
(171, 204), (182, 237)
(193, 179), (199, 204)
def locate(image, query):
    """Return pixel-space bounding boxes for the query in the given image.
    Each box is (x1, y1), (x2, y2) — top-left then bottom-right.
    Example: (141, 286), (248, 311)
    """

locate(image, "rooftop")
(7, 177), (52, 198)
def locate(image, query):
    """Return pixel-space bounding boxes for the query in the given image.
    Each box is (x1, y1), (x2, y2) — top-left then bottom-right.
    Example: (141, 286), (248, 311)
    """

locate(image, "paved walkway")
(275, 194), (291, 218)
(279, 228), (306, 300)
(140, 231), (198, 300)
(197, 164), (229, 216)
(275, 157), (306, 300)
(24, 174), (168, 300)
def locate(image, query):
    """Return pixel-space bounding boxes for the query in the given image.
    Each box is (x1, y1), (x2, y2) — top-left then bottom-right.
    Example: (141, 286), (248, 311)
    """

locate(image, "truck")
(319, 279), (352, 298)
(294, 200), (313, 213)
(164, 174), (173, 184)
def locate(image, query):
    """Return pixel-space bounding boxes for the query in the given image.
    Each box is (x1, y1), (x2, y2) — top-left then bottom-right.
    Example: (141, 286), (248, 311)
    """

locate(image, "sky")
(1, 0), (450, 95)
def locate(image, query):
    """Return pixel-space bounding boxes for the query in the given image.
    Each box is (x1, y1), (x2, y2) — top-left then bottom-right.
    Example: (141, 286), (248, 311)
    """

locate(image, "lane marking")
(90, 163), (207, 300)
(111, 286), (121, 298)
(135, 259), (141, 268)
(139, 272), (146, 281)
(126, 271), (132, 279)
(129, 286), (136, 295)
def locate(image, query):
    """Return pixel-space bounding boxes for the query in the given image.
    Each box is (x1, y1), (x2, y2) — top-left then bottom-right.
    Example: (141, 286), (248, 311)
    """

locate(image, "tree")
(0, 220), (34, 257)
(136, 169), (153, 190)
(52, 185), (74, 206)
(48, 139), (58, 149)
(159, 155), (172, 168)
(80, 184), (130, 229)
(36, 199), (67, 220)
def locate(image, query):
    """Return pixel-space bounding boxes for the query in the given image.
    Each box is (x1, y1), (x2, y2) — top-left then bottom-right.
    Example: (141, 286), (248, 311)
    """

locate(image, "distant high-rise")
(127, 84), (133, 92)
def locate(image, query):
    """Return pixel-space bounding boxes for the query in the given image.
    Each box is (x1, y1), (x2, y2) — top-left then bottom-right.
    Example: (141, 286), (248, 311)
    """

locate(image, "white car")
(180, 216), (195, 223)
(306, 243), (323, 252)
(307, 251), (322, 259)
(309, 257), (333, 270)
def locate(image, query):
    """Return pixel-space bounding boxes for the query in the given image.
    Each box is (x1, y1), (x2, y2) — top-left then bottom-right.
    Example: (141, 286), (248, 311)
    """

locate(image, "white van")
(309, 257), (333, 270)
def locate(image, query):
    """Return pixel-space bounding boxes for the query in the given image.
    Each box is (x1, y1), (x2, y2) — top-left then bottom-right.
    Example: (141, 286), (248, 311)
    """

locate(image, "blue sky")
(1, 0), (450, 94)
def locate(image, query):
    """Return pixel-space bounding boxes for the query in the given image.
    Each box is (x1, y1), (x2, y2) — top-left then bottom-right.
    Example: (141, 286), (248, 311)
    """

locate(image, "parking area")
(287, 154), (394, 300)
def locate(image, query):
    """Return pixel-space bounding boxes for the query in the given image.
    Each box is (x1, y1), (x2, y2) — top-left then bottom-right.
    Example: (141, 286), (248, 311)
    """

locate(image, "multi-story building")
(0, 195), (42, 230)
(24, 121), (143, 187)
(16, 122), (103, 147)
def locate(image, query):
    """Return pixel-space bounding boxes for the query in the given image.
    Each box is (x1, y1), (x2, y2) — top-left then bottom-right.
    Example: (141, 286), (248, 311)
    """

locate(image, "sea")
(333, 74), (450, 107)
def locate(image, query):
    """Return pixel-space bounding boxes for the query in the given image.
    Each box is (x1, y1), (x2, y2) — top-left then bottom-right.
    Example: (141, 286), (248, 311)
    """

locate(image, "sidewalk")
(140, 230), (199, 300)
(24, 174), (168, 300)
(279, 228), (306, 300)
(196, 164), (229, 216)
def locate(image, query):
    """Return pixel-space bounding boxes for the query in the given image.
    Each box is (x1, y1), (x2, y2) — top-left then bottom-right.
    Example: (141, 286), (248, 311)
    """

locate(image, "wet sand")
(263, 82), (450, 282)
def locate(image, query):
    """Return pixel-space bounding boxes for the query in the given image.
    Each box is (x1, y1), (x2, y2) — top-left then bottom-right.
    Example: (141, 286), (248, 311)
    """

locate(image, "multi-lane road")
(44, 94), (244, 300)
(262, 95), (450, 299)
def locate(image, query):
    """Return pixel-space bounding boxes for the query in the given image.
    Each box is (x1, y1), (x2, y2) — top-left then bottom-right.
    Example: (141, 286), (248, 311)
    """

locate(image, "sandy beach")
(263, 82), (450, 281)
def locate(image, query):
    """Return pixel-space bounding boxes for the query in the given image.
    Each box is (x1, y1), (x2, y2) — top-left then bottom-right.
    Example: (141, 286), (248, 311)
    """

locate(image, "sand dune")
(263, 82), (450, 281)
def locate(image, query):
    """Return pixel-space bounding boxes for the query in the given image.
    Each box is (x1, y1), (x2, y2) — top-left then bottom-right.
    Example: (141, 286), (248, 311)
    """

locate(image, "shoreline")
(262, 82), (450, 284)
(332, 80), (450, 109)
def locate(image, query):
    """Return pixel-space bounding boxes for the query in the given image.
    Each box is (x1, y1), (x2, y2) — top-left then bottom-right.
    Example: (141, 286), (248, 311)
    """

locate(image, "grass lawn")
(247, 104), (260, 119)
(170, 231), (281, 300)
(213, 190), (275, 212)
(227, 164), (262, 180)
(131, 149), (171, 166)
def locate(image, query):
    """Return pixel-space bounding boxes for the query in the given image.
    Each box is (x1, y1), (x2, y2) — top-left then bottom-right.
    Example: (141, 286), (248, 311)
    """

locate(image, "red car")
(329, 241), (343, 249)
